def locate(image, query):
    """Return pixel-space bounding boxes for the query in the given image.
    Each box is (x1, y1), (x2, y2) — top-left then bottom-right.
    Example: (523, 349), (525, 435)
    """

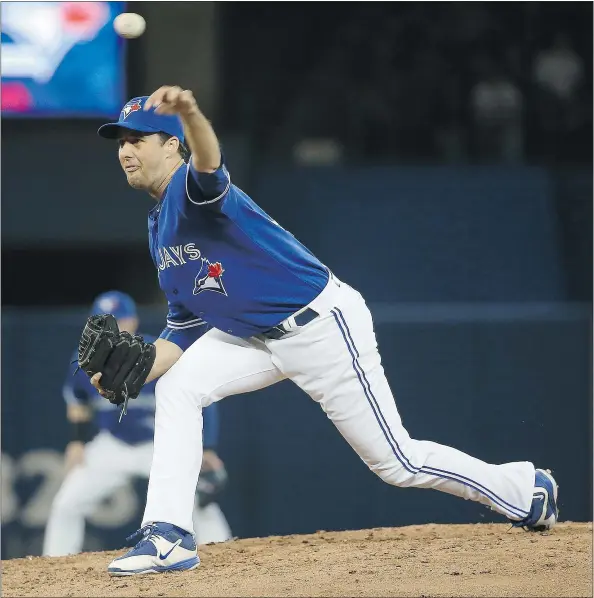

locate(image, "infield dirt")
(2, 522), (591, 597)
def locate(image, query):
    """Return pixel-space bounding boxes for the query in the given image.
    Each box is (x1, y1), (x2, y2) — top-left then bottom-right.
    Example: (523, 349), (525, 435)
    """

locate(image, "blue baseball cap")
(97, 96), (185, 143)
(90, 291), (137, 320)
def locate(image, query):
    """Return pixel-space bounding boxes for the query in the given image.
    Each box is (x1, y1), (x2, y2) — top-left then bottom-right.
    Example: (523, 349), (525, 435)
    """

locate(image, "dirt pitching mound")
(2, 522), (591, 597)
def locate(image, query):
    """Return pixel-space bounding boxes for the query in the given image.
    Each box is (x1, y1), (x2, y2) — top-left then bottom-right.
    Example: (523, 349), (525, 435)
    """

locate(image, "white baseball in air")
(113, 12), (146, 39)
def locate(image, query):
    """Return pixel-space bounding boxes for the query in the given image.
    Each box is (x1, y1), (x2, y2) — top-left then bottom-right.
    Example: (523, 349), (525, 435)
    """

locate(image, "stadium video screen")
(1, 1), (125, 118)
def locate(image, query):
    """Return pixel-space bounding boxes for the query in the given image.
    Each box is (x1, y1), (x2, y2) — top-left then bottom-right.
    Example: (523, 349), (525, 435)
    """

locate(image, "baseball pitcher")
(78, 90), (558, 575)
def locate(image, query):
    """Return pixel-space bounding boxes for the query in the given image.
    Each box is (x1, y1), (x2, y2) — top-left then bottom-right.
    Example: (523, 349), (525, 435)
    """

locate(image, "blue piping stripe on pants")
(333, 308), (529, 518)
(331, 307), (529, 520)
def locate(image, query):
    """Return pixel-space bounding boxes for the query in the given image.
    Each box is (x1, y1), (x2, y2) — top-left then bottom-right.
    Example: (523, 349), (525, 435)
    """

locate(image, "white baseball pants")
(43, 431), (232, 556)
(143, 275), (535, 533)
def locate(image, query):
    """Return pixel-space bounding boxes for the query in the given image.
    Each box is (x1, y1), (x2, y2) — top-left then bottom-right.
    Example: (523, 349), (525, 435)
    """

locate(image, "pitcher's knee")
(155, 370), (182, 398)
(371, 461), (417, 487)
(366, 443), (423, 487)
(156, 366), (226, 411)
(155, 369), (207, 406)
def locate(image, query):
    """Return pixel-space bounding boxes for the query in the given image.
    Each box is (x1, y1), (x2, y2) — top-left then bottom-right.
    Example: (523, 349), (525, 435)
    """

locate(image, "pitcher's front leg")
(108, 330), (283, 576)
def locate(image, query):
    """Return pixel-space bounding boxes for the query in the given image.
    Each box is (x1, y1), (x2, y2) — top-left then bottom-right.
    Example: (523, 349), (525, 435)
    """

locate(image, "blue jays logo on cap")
(193, 259), (227, 296)
(97, 295), (119, 312)
(91, 291), (137, 319)
(120, 98), (143, 120)
(97, 95), (185, 143)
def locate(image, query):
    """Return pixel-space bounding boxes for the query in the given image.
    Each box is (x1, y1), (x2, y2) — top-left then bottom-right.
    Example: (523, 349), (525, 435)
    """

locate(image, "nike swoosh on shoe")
(159, 539), (182, 560)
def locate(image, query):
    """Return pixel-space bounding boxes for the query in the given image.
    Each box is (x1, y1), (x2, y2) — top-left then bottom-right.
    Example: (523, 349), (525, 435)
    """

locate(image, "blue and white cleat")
(108, 522), (199, 576)
(512, 468), (559, 532)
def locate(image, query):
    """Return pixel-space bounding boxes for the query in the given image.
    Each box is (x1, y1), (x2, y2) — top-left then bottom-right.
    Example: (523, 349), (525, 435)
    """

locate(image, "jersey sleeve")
(184, 153), (231, 209)
(62, 355), (95, 406)
(202, 401), (219, 450)
(159, 300), (209, 351)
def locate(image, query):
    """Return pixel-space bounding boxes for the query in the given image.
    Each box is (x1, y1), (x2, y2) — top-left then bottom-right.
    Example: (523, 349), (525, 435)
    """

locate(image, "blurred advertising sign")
(1, 1), (125, 117)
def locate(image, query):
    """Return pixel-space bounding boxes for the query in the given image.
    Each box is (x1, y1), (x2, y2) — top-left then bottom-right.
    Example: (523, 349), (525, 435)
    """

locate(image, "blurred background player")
(42, 291), (232, 557)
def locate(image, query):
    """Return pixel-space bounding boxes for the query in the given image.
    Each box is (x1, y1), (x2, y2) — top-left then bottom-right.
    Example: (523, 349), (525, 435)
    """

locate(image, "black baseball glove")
(77, 314), (156, 412)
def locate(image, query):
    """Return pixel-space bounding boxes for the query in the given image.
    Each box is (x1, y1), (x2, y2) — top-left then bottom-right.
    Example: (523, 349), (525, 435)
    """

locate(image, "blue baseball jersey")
(152, 158), (330, 349)
(64, 335), (219, 447)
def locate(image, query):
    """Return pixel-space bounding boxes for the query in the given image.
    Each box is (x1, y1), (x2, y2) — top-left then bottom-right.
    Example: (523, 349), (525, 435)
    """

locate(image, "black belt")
(261, 307), (319, 340)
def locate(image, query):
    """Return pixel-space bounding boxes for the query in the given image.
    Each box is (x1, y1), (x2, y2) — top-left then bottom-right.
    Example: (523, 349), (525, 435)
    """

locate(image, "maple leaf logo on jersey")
(120, 99), (142, 120)
(193, 258), (227, 296)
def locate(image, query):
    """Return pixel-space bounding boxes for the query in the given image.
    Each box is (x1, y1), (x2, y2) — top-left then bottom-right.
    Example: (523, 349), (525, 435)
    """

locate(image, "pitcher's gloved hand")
(77, 314), (156, 406)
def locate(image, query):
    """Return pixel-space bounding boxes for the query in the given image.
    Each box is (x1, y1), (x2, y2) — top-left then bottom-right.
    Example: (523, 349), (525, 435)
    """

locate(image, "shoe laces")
(126, 522), (158, 545)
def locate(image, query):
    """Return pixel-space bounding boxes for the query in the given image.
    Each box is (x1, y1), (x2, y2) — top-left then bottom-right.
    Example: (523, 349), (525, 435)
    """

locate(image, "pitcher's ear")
(166, 136), (180, 156)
